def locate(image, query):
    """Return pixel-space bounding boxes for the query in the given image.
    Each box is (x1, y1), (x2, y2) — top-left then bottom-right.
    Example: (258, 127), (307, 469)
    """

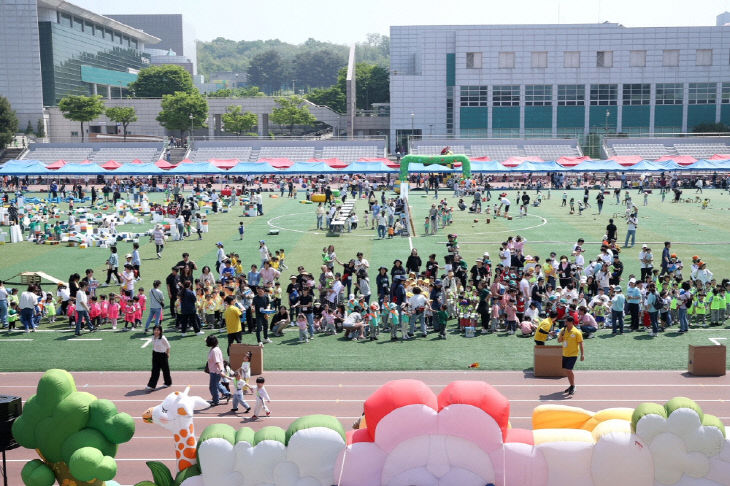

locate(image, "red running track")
(2, 370), (729, 485)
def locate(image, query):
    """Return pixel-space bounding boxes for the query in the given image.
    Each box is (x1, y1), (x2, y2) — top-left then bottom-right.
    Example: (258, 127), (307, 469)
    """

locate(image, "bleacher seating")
(411, 139), (581, 161)
(187, 139), (387, 162)
(258, 146), (316, 160)
(604, 137), (730, 159)
(188, 147), (253, 162)
(22, 142), (165, 165)
(321, 145), (383, 159)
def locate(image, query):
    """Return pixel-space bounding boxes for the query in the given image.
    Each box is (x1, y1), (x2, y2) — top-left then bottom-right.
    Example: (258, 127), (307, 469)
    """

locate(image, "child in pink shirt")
(504, 298), (518, 335)
(490, 302), (501, 332)
(67, 300), (76, 329)
(99, 294), (109, 325)
(89, 296), (101, 329)
(119, 292), (128, 315)
(107, 295), (120, 330)
(136, 288), (146, 327)
(124, 296), (138, 330)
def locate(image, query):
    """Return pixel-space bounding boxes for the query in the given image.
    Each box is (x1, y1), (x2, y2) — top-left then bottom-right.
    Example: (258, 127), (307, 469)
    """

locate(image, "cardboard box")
(534, 345), (565, 377)
(688, 345), (726, 376)
(229, 344), (263, 376)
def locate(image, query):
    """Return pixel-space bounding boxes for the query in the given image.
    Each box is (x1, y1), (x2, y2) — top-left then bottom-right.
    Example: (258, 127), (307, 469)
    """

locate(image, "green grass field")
(1, 186), (729, 371)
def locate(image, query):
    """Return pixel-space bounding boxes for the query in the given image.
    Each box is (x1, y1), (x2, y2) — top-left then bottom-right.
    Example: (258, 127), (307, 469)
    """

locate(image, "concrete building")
(0, 0), (158, 131)
(106, 14), (197, 75)
(390, 17), (730, 152)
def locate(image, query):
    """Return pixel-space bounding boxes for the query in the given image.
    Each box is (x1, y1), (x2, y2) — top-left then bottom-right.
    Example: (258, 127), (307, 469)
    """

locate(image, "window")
(493, 85), (520, 106)
(663, 49), (680, 67)
(655, 83), (683, 105)
(72, 17), (83, 32)
(623, 84), (650, 105)
(466, 52), (482, 69)
(688, 83), (716, 104)
(525, 85), (552, 106)
(696, 49), (713, 66)
(131, 39), (138, 50)
(630, 50), (646, 67)
(531, 51), (548, 68)
(596, 51), (613, 67)
(460, 86), (488, 107)
(564, 51), (580, 68)
(722, 83), (730, 104)
(557, 84), (585, 106)
(59, 13), (71, 27)
(590, 84), (617, 105)
(498, 52), (515, 69)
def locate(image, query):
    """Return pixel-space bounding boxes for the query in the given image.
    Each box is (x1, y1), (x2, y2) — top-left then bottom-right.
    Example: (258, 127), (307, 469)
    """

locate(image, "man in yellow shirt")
(223, 295), (242, 355)
(534, 310), (557, 345)
(558, 315), (584, 396)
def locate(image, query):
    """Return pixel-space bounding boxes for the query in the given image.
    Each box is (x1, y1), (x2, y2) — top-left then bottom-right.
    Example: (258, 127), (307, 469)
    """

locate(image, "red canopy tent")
(130, 159), (144, 164)
(501, 156), (543, 167)
(609, 155), (643, 166)
(101, 160), (122, 170)
(210, 159), (240, 169)
(710, 154), (730, 160)
(358, 157), (400, 168)
(556, 156), (591, 167)
(470, 156), (492, 162)
(47, 159), (67, 170)
(259, 157), (294, 168)
(155, 159), (174, 169)
(655, 155), (697, 166)
(309, 158), (348, 169)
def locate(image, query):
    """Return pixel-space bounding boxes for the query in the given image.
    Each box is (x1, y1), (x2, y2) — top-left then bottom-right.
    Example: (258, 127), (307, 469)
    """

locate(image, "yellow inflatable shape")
(581, 408), (634, 431)
(532, 405), (594, 430)
(533, 428), (594, 444)
(591, 419), (632, 442)
(311, 194), (326, 203)
(299, 200), (313, 204)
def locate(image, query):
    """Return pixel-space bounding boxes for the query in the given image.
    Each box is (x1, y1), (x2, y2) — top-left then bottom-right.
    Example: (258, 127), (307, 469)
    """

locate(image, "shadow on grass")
(538, 390), (571, 401)
(633, 334), (655, 341)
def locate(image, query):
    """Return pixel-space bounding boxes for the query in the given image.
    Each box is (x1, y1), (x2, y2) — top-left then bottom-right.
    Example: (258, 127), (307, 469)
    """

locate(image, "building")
(0, 0), (159, 131)
(106, 14), (197, 75)
(389, 17), (730, 152)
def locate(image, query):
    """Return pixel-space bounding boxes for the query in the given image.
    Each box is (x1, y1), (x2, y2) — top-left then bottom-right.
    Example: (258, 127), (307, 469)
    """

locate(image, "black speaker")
(0, 396), (21, 452)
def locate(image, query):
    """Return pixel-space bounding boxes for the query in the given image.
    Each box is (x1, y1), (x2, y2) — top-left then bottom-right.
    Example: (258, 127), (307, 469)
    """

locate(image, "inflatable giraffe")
(142, 387), (209, 471)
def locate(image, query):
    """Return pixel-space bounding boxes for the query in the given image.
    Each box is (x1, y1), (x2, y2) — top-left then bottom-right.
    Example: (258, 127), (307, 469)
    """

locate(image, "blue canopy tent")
(54, 163), (106, 175)
(470, 160), (511, 173)
(281, 162), (333, 174)
(646, 160), (682, 171)
(339, 161), (397, 174)
(111, 163), (164, 176)
(0, 160), (48, 175)
(686, 160), (722, 170)
(707, 159), (730, 170)
(168, 162), (224, 175)
(407, 162), (456, 173)
(622, 160), (667, 172)
(227, 162), (283, 175)
(511, 161), (564, 172)
(569, 160), (625, 172)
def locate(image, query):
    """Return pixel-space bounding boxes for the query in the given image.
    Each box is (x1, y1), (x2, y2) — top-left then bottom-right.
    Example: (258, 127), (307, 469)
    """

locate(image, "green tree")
(128, 65), (195, 98)
(12, 369), (135, 486)
(336, 62), (390, 109)
(293, 50), (346, 89)
(0, 96), (18, 150)
(156, 91), (208, 138)
(247, 50), (287, 94)
(105, 106), (137, 142)
(35, 119), (45, 138)
(58, 95), (105, 142)
(305, 86), (346, 113)
(207, 86), (264, 98)
(24, 121), (34, 136)
(221, 105), (258, 135)
(270, 95), (316, 135)
(692, 122), (730, 133)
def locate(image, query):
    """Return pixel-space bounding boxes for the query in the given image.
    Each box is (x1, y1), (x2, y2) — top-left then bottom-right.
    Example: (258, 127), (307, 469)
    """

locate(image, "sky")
(72, 0), (730, 45)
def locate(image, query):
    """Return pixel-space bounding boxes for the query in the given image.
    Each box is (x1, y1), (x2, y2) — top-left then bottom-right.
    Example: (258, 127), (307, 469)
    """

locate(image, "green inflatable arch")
(399, 154), (471, 181)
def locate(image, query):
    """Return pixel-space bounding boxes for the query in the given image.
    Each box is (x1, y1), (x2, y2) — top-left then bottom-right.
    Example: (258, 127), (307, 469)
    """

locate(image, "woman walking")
(144, 280), (165, 333)
(145, 325), (171, 391)
(206, 335), (226, 406)
(105, 246), (121, 286)
(152, 224), (165, 259)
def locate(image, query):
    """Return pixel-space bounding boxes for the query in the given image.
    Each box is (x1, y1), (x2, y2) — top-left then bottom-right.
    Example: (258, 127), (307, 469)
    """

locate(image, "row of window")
(459, 83), (730, 107)
(56, 12), (139, 50)
(465, 49), (718, 70)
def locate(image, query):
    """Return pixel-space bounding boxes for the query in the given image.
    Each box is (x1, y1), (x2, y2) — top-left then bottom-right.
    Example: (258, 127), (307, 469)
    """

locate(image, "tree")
(0, 96), (18, 150)
(270, 95), (316, 135)
(207, 86), (264, 98)
(156, 91), (209, 138)
(128, 65), (195, 98)
(105, 106), (137, 142)
(24, 121), (33, 136)
(58, 95), (105, 142)
(337, 63), (389, 110)
(692, 122), (730, 133)
(293, 50), (346, 89)
(247, 50), (287, 94)
(12, 369), (135, 486)
(221, 105), (257, 135)
(305, 86), (346, 113)
(35, 119), (45, 138)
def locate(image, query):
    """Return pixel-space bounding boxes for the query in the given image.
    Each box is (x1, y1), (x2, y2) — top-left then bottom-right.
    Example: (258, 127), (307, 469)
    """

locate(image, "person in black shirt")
(176, 253), (198, 277)
(165, 267), (180, 320)
(297, 287), (315, 339)
(252, 287), (272, 345)
(391, 260), (406, 278)
(610, 255), (624, 286)
(376, 267), (390, 307)
(470, 259), (488, 286)
(606, 219), (617, 242)
(406, 249), (422, 274)
(178, 281), (200, 335)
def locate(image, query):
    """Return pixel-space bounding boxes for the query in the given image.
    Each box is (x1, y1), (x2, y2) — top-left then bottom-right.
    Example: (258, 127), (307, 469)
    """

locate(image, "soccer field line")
(2, 383), (729, 389)
(438, 240), (730, 245)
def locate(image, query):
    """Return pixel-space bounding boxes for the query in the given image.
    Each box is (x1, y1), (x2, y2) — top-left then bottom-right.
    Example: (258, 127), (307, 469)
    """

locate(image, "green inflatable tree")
(11, 369), (135, 486)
